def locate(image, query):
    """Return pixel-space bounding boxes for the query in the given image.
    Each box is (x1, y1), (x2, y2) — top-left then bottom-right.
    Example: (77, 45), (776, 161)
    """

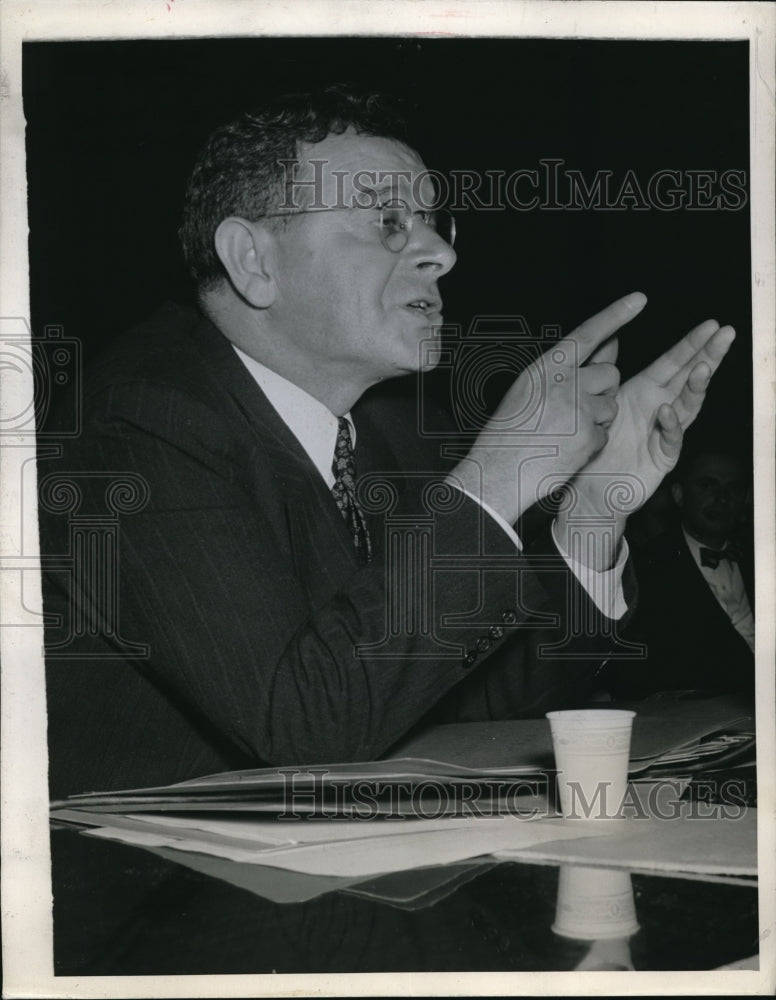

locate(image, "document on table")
(49, 695), (756, 884)
(392, 695), (755, 777)
(51, 694), (755, 817)
(495, 806), (758, 877)
(51, 758), (550, 813)
(53, 807), (625, 877)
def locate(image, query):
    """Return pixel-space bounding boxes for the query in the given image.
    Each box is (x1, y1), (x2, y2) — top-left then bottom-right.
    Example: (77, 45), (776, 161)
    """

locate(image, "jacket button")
(476, 636), (490, 653)
(501, 609), (518, 625)
(463, 650), (478, 668)
(489, 625), (504, 640)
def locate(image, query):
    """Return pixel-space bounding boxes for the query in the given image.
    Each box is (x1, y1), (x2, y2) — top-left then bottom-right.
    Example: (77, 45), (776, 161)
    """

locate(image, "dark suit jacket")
(604, 523), (754, 699)
(40, 303), (634, 796)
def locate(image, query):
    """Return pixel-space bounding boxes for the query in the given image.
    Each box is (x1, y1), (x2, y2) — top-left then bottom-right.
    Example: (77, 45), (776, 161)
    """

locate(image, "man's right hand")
(449, 292), (647, 525)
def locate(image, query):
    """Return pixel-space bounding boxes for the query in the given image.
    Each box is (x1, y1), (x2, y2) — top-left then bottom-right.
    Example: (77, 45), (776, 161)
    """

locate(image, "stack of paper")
(53, 757), (551, 819)
(52, 804), (625, 877)
(495, 791), (758, 877)
(50, 695), (756, 890)
(392, 695), (755, 777)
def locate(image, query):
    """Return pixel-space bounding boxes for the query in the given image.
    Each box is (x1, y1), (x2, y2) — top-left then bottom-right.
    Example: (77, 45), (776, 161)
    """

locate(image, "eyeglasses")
(257, 199), (456, 254)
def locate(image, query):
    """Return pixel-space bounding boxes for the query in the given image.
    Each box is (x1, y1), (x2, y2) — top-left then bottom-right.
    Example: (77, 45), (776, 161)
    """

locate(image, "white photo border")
(1, 2), (774, 997)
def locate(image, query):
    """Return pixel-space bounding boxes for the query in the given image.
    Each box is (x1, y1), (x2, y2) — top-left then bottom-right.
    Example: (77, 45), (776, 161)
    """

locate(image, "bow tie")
(699, 545), (741, 569)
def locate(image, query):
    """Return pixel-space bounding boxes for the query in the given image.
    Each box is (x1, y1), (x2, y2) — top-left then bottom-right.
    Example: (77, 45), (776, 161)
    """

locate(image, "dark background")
(23, 37), (751, 453)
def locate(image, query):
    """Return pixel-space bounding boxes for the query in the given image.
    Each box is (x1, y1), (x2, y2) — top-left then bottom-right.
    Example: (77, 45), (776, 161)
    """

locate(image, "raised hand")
(583, 316), (733, 497)
(448, 292), (647, 525)
(556, 310), (735, 569)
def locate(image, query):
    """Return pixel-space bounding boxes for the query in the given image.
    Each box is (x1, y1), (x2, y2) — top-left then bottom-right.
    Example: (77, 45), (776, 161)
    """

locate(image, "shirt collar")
(232, 346), (354, 489)
(682, 526), (730, 569)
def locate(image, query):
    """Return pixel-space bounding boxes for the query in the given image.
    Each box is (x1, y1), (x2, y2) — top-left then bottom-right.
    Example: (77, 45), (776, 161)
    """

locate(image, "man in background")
(606, 448), (754, 698)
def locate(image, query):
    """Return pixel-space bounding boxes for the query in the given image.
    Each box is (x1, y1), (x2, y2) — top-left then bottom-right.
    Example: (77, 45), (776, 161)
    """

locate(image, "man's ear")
(671, 482), (684, 508)
(214, 217), (277, 308)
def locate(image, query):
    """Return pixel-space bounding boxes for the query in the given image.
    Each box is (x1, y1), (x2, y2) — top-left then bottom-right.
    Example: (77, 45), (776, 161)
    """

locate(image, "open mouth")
(406, 299), (442, 318)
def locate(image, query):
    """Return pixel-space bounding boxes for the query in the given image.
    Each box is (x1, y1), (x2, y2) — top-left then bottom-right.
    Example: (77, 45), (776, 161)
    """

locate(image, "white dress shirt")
(234, 346), (626, 619)
(235, 346), (351, 488)
(682, 527), (755, 652)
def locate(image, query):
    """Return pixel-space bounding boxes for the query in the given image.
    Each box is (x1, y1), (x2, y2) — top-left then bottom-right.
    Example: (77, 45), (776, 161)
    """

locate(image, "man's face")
(675, 453), (748, 544)
(267, 130), (456, 398)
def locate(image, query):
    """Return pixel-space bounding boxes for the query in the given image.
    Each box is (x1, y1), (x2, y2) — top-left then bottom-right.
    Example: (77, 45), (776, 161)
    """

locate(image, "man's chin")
(410, 340), (444, 374)
(698, 517), (735, 537)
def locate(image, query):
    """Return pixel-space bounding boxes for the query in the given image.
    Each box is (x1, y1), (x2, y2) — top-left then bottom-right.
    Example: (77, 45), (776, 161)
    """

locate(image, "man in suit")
(606, 450), (754, 698)
(39, 87), (735, 796)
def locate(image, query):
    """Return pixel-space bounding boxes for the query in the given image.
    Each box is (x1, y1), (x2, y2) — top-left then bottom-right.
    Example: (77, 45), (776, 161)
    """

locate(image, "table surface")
(50, 824), (759, 976)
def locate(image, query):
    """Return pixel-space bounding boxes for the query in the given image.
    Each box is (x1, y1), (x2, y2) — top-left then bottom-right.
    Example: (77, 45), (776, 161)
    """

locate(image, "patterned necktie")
(700, 545), (741, 569)
(331, 417), (372, 564)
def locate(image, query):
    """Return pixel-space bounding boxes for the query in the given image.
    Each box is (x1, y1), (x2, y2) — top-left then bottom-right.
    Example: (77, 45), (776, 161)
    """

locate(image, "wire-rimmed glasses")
(257, 199), (456, 254)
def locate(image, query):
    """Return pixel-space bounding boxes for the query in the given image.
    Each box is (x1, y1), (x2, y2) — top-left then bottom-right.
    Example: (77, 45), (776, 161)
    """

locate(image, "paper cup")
(546, 709), (635, 819)
(552, 864), (640, 940)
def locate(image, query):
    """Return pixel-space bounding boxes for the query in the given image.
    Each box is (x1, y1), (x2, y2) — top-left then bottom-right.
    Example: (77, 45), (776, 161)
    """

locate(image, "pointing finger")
(580, 362), (620, 395)
(588, 335), (619, 367)
(562, 292), (647, 365)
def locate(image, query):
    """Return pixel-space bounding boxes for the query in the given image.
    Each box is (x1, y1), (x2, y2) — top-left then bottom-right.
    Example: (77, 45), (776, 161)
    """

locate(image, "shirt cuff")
(454, 487), (627, 621)
(457, 487), (523, 551)
(551, 519), (629, 620)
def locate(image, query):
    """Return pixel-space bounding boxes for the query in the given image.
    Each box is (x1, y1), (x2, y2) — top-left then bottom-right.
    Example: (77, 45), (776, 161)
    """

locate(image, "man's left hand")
(554, 315), (735, 569)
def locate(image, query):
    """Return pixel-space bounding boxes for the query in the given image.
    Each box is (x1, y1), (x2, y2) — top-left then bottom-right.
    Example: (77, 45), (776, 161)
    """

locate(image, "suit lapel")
(672, 529), (754, 641)
(189, 314), (310, 476)
(188, 314), (361, 589)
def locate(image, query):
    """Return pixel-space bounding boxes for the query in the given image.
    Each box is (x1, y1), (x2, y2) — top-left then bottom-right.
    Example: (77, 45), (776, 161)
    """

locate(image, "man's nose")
(710, 485), (732, 505)
(408, 221), (457, 276)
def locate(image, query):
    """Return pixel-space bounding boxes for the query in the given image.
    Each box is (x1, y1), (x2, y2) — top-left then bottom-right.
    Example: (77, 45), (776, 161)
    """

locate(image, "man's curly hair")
(179, 85), (408, 291)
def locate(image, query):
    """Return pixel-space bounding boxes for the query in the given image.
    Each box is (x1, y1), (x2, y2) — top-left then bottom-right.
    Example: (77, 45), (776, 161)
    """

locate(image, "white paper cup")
(552, 864), (640, 940)
(546, 709), (635, 819)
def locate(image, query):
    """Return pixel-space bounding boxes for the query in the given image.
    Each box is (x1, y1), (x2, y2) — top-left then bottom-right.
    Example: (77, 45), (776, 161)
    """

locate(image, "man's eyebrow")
(367, 183), (394, 198)
(354, 179), (438, 213)
(356, 184), (414, 210)
(372, 184), (438, 207)
(362, 180), (405, 197)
